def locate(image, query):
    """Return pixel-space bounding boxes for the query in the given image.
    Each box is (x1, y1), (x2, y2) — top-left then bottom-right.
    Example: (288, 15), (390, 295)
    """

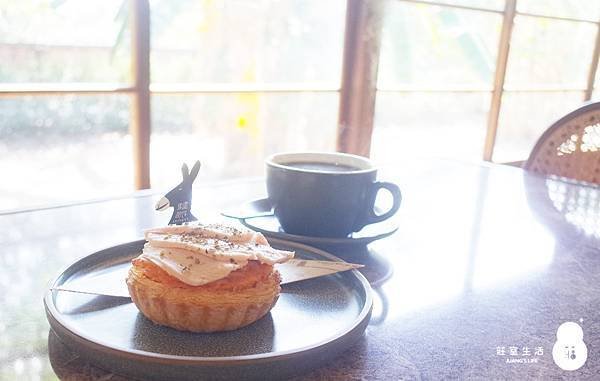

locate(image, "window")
(494, 11), (597, 161)
(148, 0), (345, 189)
(2, 0), (600, 211)
(0, 0), (345, 210)
(371, 0), (600, 164)
(0, 0), (132, 210)
(373, 0), (501, 164)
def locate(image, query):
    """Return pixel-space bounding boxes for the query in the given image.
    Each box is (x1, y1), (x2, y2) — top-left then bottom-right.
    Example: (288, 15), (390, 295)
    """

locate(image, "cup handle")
(362, 181), (402, 227)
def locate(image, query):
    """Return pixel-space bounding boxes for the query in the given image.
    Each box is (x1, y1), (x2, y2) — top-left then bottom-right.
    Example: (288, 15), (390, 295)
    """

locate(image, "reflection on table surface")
(3, 159), (600, 380)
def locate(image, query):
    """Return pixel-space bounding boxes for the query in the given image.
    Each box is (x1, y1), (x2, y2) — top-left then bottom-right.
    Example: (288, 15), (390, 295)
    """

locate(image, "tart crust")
(126, 260), (281, 332)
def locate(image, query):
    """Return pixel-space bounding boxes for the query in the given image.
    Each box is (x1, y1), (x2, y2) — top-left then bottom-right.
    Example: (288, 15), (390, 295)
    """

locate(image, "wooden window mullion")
(130, 0), (151, 189)
(483, 0), (517, 161)
(337, 0), (384, 157)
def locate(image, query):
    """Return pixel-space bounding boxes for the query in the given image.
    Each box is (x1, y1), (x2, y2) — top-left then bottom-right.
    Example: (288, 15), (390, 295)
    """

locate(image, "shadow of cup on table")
(321, 243), (392, 326)
(266, 152), (402, 238)
(321, 243), (394, 288)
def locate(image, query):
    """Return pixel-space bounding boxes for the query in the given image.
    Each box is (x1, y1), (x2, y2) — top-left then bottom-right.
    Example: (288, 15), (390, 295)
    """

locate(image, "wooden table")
(3, 159), (600, 380)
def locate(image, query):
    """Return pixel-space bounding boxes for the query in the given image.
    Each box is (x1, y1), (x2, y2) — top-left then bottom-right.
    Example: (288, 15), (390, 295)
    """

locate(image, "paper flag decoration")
(277, 259), (363, 284)
(51, 259), (363, 299)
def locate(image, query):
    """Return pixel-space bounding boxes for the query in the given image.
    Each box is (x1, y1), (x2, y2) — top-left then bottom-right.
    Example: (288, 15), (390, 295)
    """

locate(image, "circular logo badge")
(552, 322), (588, 371)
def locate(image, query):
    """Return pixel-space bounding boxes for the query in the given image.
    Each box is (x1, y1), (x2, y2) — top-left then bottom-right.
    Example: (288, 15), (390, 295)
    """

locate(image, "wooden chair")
(525, 101), (600, 184)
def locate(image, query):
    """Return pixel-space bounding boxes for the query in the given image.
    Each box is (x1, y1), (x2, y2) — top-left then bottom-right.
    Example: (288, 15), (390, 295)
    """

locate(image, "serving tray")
(44, 238), (372, 381)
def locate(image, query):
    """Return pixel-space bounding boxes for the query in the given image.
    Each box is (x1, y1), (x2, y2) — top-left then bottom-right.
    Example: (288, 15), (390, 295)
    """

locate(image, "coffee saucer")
(222, 198), (398, 248)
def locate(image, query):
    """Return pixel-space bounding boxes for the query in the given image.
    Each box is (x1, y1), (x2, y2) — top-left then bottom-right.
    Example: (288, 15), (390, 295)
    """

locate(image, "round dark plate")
(44, 239), (372, 381)
(222, 198), (398, 247)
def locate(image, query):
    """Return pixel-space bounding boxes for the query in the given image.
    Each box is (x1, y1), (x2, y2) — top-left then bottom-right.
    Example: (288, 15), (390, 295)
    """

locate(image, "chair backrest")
(525, 101), (600, 184)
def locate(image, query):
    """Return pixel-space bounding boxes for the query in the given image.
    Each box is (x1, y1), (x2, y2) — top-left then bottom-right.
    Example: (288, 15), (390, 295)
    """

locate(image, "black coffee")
(286, 161), (360, 172)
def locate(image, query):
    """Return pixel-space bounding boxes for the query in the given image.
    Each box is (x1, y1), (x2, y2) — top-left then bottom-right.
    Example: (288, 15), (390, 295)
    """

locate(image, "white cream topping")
(140, 245), (242, 286)
(145, 223), (265, 244)
(144, 225), (293, 265)
(138, 222), (294, 286)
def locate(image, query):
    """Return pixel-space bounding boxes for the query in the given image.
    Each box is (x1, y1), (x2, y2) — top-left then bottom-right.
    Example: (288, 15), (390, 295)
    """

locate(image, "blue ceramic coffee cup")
(266, 152), (402, 238)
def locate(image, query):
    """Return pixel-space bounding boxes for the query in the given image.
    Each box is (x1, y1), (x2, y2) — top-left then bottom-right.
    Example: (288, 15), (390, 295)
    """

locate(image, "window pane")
(493, 92), (584, 162)
(379, 1), (502, 88)
(517, 0), (600, 21)
(371, 92), (491, 163)
(429, 0), (505, 11)
(0, 0), (130, 83)
(150, 0), (345, 84)
(150, 93), (338, 189)
(504, 16), (596, 88)
(434, 0), (504, 11)
(0, 96), (132, 211)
